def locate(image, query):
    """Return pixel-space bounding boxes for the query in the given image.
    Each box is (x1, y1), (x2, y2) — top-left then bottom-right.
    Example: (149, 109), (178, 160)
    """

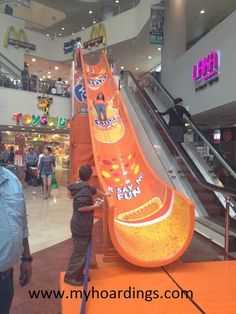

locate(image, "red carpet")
(11, 221), (101, 314)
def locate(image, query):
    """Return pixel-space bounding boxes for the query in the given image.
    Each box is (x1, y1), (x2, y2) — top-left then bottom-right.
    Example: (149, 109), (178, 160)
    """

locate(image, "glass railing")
(0, 71), (70, 97)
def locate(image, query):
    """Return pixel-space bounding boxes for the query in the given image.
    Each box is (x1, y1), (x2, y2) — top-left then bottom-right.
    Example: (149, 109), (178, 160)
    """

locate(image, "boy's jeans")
(65, 235), (91, 279)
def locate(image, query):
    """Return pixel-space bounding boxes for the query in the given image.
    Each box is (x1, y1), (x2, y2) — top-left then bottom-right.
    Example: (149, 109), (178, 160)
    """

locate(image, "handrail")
(80, 239), (92, 314)
(0, 52), (21, 73)
(124, 70), (236, 198)
(149, 72), (236, 180)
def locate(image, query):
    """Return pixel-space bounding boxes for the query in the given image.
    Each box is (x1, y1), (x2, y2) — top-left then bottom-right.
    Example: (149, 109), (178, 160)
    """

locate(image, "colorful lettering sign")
(12, 113), (70, 129)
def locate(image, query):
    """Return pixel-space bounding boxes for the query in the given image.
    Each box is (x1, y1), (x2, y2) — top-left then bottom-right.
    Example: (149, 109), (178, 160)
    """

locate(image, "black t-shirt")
(160, 105), (191, 127)
(68, 181), (97, 237)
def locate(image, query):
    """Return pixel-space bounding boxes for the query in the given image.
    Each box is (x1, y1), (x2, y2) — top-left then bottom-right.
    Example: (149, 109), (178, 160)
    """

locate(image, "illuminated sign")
(4, 26), (36, 51)
(192, 51), (220, 92)
(83, 23), (107, 49)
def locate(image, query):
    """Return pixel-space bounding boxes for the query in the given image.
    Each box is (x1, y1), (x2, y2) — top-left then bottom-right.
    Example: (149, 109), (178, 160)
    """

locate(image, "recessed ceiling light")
(135, 67), (139, 71)
(115, 0), (119, 3)
(148, 56), (152, 59)
(200, 10), (205, 14)
(82, 26), (85, 30)
(55, 66), (59, 70)
(8, 126), (13, 128)
(40, 78), (43, 81)
(21, 128), (25, 130)
(61, 27), (65, 30)
(93, 20), (96, 24)
(89, 10), (93, 14)
(42, 76), (46, 79)
(58, 33), (62, 36)
(158, 47), (161, 51)
(72, 32), (74, 35)
(120, 66), (124, 70)
(32, 58), (36, 62)
(48, 71), (51, 74)
(65, 80), (68, 84)
(47, 75), (51, 79)
(46, 33), (50, 37)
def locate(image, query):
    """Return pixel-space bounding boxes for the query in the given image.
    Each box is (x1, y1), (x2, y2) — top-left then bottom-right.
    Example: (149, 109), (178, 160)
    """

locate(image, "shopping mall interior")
(0, 0), (236, 313)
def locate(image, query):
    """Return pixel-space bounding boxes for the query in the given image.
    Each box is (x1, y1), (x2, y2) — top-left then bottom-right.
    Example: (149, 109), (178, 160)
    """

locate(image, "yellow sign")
(84, 23), (107, 49)
(4, 26), (36, 51)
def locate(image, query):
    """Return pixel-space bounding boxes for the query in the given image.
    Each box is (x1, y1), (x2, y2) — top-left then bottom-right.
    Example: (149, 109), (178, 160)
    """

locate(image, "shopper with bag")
(159, 98), (191, 144)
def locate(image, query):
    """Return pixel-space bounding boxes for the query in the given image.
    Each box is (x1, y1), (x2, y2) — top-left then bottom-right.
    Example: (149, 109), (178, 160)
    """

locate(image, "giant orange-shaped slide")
(81, 50), (195, 267)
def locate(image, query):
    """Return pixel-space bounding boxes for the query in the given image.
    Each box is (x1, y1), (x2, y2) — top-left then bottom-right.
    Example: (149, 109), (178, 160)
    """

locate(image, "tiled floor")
(23, 184), (73, 253)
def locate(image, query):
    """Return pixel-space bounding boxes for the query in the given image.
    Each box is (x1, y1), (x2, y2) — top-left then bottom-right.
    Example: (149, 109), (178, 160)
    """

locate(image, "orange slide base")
(60, 260), (236, 314)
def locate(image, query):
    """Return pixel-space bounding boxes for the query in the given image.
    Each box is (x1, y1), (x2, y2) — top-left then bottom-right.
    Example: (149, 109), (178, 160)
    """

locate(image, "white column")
(162, 0), (187, 73)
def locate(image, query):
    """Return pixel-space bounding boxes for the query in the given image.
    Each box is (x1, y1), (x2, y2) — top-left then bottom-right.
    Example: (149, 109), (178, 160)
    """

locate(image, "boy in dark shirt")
(64, 164), (108, 286)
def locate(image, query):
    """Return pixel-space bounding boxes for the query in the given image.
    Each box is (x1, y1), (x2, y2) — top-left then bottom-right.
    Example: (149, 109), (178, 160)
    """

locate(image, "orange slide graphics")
(80, 50), (195, 267)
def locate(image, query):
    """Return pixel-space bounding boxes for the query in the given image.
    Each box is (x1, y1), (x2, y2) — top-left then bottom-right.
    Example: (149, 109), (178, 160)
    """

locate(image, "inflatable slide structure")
(72, 49), (195, 267)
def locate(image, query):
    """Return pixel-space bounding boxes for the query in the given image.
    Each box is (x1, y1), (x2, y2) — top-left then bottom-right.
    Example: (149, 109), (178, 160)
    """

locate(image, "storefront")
(0, 127), (70, 184)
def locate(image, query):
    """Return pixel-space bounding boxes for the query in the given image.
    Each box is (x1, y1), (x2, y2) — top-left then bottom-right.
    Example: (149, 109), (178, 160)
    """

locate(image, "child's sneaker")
(64, 276), (83, 286)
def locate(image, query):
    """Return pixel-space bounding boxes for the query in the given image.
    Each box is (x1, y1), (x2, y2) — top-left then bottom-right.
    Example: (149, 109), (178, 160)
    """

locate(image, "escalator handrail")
(149, 72), (236, 181)
(0, 52), (21, 73)
(123, 70), (236, 198)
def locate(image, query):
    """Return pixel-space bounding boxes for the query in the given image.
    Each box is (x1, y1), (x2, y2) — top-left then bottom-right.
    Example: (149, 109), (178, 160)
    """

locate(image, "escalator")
(121, 70), (236, 254)
(0, 52), (21, 76)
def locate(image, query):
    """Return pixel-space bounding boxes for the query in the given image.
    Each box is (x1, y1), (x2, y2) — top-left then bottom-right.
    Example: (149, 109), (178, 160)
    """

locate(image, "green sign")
(149, 34), (163, 44)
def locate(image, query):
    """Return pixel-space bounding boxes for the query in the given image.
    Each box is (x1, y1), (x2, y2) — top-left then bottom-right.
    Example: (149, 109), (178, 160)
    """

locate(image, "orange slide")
(80, 50), (195, 267)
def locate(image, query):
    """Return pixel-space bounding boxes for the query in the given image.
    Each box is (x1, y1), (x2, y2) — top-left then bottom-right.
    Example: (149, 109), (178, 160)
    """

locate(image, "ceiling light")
(46, 33), (50, 37)
(42, 76), (46, 79)
(52, 128), (55, 131)
(55, 66), (59, 70)
(48, 71), (51, 74)
(8, 126), (13, 128)
(158, 47), (161, 51)
(135, 67), (139, 71)
(89, 10), (93, 14)
(61, 27), (65, 30)
(40, 78), (43, 81)
(32, 58), (36, 62)
(93, 20), (96, 24)
(65, 80), (68, 84)
(82, 26), (85, 30)
(58, 33), (62, 36)
(200, 10), (205, 14)
(115, 0), (119, 3)
(120, 66), (124, 70)
(47, 75), (51, 79)
(72, 32), (74, 35)
(21, 128), (25, 130)
(148, 56), (152, 59)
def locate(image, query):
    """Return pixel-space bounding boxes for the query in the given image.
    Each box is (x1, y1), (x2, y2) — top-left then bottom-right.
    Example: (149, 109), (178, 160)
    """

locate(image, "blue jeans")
(95, 104), (107, 121)
(0, 270), (14, 314)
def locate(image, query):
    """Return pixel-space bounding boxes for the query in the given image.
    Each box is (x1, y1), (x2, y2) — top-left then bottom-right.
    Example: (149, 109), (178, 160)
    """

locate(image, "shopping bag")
(50, 173), (58, 189)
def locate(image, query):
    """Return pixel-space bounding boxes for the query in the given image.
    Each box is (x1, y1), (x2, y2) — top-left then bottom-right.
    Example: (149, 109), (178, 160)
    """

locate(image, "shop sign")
(192, 51), (220, 92)
(12, 113), (70, 129)
(64, 39), (77, 54)
(83, 23), (107, 49)
(4, 26), (36, 51)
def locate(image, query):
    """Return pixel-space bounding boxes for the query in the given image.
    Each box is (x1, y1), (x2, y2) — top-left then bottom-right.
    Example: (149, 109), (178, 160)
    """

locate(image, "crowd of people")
(0, 63), (70, 97)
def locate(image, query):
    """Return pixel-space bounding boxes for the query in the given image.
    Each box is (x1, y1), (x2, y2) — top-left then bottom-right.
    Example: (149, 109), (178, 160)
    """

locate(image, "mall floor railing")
(0, 71), (70, 97)
(123, 70), (236, 259)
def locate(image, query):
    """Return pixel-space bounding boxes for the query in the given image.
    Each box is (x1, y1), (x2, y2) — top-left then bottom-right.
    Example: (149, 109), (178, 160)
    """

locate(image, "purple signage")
(192, 51), (220, 92)
(192, 51), (219, 81)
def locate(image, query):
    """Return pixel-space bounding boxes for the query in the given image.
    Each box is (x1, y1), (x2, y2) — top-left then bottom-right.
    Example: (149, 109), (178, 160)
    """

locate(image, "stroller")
(28, 166), (42, 186)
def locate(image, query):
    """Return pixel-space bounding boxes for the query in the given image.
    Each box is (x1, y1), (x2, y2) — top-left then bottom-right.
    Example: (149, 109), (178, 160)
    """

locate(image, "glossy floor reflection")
(23, 184), (72, 253)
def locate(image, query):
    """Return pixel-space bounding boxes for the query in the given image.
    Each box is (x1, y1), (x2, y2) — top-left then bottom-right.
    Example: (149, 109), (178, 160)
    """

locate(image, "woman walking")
(38, 147), (55, 199)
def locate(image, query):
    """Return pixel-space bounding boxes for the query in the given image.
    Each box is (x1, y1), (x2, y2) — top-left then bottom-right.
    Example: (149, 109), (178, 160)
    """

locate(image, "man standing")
(25, 147), (38, 184)
(0, 135), (32, 313)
